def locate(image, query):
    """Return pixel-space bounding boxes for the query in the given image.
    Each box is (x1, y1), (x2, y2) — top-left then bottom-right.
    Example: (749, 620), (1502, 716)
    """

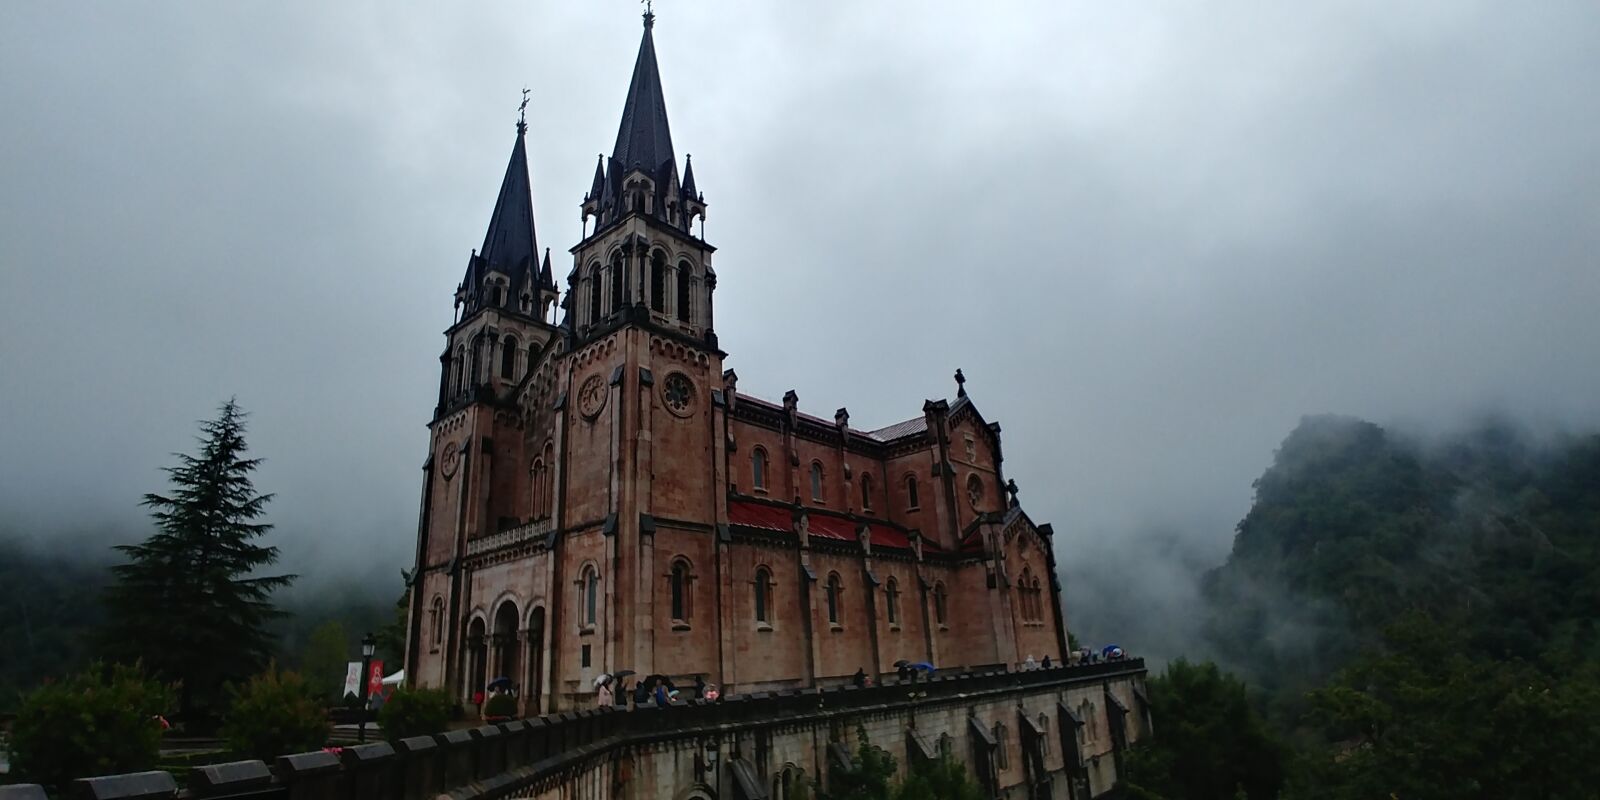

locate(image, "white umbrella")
(593, 672), (613, 689)
(381, 669), (405, 686)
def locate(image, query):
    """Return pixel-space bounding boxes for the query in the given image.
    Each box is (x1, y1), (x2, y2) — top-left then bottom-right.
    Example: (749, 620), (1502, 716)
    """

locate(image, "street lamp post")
(359, 632), (377, 744)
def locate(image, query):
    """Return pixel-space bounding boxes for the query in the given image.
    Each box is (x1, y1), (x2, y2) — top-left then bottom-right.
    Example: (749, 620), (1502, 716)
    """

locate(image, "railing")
(466, 519), (553, 557)
(9, 659), (1145, 800)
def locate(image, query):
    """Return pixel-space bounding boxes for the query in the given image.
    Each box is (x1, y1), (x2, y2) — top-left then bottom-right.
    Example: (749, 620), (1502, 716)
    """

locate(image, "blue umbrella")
(1100, 645), (1123, 658)
(910, 662), (936, 672)
(487, 676), (513, 691)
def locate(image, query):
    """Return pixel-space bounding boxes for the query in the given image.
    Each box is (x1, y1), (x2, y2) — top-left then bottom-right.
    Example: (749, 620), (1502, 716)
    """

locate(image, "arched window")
(452, 346), (465, 395)
(754, 567), (772, 624)
(751, 447), (768, 492)
(676, 260), (692, 322)
(540, 442), (554, 519)
(471, 336), (486, 385)
(586, 263), (601, 324)
(670, 558), (693, 622)
(501, 336), (518, 380)
(885, 577), (899, 625)
(825, 572), (842, 625)
(905, 475), (919, 509)
(650, 251), (666, 313)
(609, 253), (625, 313)
(491, 285), (503, 307)
(1019, 569), (1035, 622)
(966, 473), (984, 510)
(429, 595), (444, 649)
(810, 462), (824, 502)
(581, 566), (599, 627)
(530, 459), (546, 519)
(861, 473), (873, 510)
(933, 582), (948, 626)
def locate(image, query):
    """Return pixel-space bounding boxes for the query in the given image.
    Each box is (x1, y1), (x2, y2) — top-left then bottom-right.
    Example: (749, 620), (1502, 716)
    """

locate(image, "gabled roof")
(868, 416), (929, 441)
(611, 12), (675, 175)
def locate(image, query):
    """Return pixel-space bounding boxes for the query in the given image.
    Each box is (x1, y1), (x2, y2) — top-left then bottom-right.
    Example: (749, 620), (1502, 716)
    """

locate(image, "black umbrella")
(642, 674), (676, 690)
(613, 669), (637, 681)
(487, 676), (513, 691)
(893, 659), (911, 669)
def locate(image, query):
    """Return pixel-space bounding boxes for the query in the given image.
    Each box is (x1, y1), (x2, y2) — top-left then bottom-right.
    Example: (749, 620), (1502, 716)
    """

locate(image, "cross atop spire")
(517, 87), (530, 135)
(642, 0), (655, 28)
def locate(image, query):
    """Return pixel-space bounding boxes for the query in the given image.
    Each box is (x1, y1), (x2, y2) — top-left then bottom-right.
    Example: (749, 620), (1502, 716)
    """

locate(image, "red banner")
(367, 659), (385, 698)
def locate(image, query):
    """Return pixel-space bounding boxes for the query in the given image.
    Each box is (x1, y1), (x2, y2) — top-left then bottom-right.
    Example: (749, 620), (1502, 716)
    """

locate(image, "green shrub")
(8, 661), (176, 791)
(482, 692), (518, 720)
(893, 754), (985, 800)
(220, 666), (329, 760)
(377, 686), (453, 741)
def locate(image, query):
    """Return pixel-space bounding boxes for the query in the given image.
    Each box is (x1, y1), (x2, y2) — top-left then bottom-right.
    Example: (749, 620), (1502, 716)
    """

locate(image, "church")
(403, 11), (1070, 715)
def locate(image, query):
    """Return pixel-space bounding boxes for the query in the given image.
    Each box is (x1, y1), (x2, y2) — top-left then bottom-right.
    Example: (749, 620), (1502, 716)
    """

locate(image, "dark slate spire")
(478, 125), (539, 280)
(587, 154), (606, 201)
(538, 248), (554, 288)
(682, 153), (697, 198)
(611, 11), (675, 174)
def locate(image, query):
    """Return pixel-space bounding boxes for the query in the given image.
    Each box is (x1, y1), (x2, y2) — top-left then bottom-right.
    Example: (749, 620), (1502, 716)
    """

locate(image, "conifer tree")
(100, 399), (295, 720)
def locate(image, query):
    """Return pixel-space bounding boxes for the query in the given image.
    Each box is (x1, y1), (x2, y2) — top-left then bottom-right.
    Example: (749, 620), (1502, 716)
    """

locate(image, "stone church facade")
(404, 12), (1071, 715)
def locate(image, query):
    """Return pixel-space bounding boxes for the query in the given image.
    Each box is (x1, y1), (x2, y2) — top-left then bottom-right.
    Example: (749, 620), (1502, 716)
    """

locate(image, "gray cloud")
(3, 2), (1599, 627)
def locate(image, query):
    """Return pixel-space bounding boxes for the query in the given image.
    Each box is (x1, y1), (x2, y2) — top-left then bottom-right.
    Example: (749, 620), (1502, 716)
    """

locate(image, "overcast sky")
(3, 2), (1598, 644)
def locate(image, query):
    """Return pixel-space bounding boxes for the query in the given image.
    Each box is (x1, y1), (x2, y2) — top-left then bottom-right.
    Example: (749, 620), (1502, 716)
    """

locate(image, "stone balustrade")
(465, 520), (553, 557)
(13, 659), (1146, 800)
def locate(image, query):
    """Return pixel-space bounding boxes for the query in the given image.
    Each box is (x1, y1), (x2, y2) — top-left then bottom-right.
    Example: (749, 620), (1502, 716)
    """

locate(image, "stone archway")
(465, 616), (488, 702)
(492, 600), (521, 691)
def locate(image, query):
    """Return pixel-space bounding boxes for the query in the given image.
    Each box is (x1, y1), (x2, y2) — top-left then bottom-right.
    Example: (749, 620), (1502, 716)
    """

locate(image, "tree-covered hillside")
(1124, 414), (1600, 798)
(1202, 415), (1600, 718)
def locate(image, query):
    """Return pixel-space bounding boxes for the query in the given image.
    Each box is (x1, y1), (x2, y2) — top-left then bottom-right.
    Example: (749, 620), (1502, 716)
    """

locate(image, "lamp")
(359, 632), (377, 743)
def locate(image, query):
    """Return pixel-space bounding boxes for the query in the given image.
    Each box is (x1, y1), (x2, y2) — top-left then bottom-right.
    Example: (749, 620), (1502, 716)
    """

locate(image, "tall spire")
(478, 122), (539, 280)
(611, 10), (675, 174)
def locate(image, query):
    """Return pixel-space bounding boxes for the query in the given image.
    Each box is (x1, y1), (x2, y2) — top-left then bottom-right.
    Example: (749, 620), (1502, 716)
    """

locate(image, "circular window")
(577, 374), (607, 419)
(662, 372), (697, 417)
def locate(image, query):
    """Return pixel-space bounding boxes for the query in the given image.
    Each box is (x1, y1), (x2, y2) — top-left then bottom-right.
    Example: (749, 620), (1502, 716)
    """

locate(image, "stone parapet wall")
(30, 659), (1145, 800)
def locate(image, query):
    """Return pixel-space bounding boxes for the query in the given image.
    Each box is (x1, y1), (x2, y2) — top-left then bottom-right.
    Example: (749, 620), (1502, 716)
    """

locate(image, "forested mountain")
(0, 541), (110, 712)
(1130, 414), (1600, 798)
(0, 540), (400, 713)
(1202, 414), (1600, 720)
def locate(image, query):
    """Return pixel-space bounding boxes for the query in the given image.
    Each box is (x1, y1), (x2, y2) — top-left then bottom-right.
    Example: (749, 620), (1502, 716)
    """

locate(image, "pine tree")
(100, 399), (295, 721)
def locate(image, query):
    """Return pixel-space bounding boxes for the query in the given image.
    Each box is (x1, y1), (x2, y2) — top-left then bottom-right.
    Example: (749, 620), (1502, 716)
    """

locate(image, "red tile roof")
(727, 499), (791, 532)
(959, 530), (986, 554)
(805, 513), (856, 541)
(727, 499), (920, 552)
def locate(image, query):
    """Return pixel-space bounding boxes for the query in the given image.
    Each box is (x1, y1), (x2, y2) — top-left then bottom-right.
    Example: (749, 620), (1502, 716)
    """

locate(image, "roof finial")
(517, 87), (530, 135)
(641, 0), (655, 28)
(954, 368), (967, 398)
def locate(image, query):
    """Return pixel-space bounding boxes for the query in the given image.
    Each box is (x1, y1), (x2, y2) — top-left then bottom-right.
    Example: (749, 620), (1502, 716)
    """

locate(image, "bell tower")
(566, 8), (715, 348)
(547, 9), (731, 703)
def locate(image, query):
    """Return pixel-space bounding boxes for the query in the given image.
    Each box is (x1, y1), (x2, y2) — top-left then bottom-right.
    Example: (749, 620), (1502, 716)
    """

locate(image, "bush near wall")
(220, 666), (329, 761)
(377, 687), (453, 742)
(7, 661), (175, 791)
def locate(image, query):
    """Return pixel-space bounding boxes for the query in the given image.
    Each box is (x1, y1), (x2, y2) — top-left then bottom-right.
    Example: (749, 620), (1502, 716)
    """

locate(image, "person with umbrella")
(594, 673), (614, 708)
(610, 669), (637, 707)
